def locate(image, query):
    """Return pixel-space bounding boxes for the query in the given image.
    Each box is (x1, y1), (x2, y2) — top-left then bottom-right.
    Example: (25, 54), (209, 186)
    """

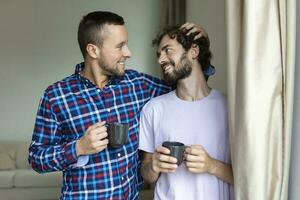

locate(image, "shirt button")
(97, 89), (101, 92)
(121, 176), (124, 180)
(108, 108), (111, 112)
(117, 153), (121, 157)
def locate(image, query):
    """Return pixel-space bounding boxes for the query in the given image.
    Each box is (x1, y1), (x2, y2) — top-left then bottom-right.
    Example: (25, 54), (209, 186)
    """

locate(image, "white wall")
(288, 2), (300, 199)
(0, 0), (162, 141)
(186, 0), (227, 93)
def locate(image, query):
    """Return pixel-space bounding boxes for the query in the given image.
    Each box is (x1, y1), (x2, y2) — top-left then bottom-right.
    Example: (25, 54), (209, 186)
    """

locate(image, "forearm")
(209, 159), (234, 185)
(141, 160), (160, 184)
(29, 140), (78, 173)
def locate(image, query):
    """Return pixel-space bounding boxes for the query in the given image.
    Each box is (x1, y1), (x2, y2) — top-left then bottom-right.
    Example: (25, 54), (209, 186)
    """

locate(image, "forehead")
(158, 35), (182, 51)
(102, 24), (128, 43)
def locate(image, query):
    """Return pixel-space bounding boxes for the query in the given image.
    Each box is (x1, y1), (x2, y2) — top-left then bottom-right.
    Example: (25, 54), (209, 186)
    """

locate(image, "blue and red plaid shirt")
(29, 63), (170, 200)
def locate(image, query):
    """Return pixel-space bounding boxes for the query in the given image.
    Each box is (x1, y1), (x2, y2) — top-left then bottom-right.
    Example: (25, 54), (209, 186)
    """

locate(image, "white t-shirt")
(139, 89), (234, 200)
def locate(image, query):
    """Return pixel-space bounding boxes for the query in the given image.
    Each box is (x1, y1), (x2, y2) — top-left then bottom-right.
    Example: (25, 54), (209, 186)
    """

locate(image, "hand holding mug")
(76, 121), (109, 156)
(151, 146), (178, 174)
(162, 141), (186, 165)
(184, 145), (214, 174)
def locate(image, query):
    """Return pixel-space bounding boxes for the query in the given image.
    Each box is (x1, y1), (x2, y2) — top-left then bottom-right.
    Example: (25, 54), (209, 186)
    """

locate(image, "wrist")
(207, 158), (218, 175)
(76, 139), (84, 157)
(149, 163), (160, 182)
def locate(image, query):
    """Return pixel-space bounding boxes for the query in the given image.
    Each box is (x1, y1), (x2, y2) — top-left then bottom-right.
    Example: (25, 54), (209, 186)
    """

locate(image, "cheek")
(172, 57), (181, 67)
(103, 54), (118, 65)
(170, 54), (181, 63)
(110, 51), (122, 62)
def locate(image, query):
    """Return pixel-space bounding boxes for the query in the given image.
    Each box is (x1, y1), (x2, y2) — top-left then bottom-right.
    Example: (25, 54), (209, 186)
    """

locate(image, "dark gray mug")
(107, 122), (129, 148)
(162, 141), (186, 165)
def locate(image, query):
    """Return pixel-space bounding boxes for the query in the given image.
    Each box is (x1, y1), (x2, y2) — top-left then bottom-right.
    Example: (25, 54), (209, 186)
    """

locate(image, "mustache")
(161, 60), (175, 69)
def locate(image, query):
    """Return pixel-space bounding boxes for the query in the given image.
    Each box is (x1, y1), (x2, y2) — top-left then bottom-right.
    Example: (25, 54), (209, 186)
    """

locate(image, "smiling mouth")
(162, 64), (174, 74)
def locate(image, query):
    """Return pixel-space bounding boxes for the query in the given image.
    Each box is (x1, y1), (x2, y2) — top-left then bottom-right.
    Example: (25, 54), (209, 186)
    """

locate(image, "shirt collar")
(75, 62), (121, 87)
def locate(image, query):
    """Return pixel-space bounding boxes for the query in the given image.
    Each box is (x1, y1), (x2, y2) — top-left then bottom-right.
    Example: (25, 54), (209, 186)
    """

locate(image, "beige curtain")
(226, 0), (296, 199)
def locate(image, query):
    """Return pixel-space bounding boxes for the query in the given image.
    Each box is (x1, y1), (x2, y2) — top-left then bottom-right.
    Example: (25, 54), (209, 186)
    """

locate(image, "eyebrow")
(156, 44), (170, 57)
(117, 41), (127, 47)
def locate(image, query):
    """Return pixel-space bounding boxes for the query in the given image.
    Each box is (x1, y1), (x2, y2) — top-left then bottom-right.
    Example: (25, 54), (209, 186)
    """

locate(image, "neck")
(176, 64), (211, 101)
(81, 60), (109, 89)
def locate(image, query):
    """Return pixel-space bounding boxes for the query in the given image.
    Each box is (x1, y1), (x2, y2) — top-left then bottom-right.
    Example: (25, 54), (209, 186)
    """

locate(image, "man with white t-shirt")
(139, 23), (234, 200)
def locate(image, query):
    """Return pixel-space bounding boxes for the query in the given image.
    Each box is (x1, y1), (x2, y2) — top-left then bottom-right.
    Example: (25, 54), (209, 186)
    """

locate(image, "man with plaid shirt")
(28, 11), (171, 199)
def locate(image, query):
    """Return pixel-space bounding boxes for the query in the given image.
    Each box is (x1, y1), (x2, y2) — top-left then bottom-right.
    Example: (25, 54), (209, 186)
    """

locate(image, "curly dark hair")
(152, 24), (212, 73)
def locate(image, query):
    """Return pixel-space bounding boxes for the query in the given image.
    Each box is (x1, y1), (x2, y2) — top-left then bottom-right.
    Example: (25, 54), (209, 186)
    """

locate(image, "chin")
(118, 65), (126, 73)
(115, 70), (125, 76)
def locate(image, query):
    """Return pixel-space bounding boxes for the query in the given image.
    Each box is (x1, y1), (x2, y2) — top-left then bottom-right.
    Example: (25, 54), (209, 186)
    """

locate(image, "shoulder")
(123, 69), (158, 81)
(123, 69), (170, 93)
(209, 89), (227, 102)
(142, 91), (175, 112)
(208, 89), (228, 113)
(43, 74), (77, 100)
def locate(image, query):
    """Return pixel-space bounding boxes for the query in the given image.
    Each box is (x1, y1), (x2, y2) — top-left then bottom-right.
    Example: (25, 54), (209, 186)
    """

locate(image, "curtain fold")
(160, 0), (186, 27)
(288, 2), (300, 199)
(226, 0), (296, 199)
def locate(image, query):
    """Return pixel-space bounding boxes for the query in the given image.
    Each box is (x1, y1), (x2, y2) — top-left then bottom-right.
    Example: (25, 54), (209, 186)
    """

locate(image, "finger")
(86, 121), (106, 132)
(157, 161), (178, 170)
(92, 121), (107, 129)
(93, 138), (109, 147)
(93, 125), (108, 135)
(185, 161), (204, 168)
(194, 34), (202, 40)
(185, 146), (201, 154)
(180, 22), (192, 29)
(95, 131), (108, 141)
(188, 146), (205, 155)
(185, 154), (204, 162)
(156, 153), (177, 164)
(186, 27), (200, 36)
(158, 168), (176, 173)
(187, 28), (208, 38)
(182, 23), (195, 30)
(86, 139), (108, 153)
(89, 130), (108, 142)
(89, 125), (107, 136)
(156, 146), (171, 154)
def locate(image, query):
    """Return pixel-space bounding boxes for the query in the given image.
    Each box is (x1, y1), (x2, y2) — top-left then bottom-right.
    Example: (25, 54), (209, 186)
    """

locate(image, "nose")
(123, 45), (132, 58)
(158, 52), (167, 65)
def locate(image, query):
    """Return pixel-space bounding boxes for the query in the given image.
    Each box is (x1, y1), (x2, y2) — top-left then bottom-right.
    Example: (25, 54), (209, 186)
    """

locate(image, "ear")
(86, 44), (100, 59)
(190, 44), (200, 59)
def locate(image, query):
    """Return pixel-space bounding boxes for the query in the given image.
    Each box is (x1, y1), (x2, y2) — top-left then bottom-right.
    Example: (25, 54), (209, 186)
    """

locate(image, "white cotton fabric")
(139, 89), (233, 200)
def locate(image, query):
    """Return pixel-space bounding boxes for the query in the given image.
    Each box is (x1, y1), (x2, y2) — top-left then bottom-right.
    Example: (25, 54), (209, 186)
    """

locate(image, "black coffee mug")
(162, 141), (186, 165)
(107, 122), (129, 148)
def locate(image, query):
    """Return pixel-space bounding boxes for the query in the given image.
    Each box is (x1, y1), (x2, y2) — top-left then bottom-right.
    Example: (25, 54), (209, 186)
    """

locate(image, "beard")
(98, 57), (125, 77)
(162, 53), (192, 86)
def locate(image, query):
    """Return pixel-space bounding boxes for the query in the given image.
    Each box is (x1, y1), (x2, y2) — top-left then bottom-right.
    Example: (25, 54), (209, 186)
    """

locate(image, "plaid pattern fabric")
(29, 63), (170, 200)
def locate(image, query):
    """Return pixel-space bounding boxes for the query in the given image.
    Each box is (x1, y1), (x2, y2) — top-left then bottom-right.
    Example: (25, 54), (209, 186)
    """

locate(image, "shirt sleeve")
(138, 102), (156, 153)
(28, 92), (79, 173)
